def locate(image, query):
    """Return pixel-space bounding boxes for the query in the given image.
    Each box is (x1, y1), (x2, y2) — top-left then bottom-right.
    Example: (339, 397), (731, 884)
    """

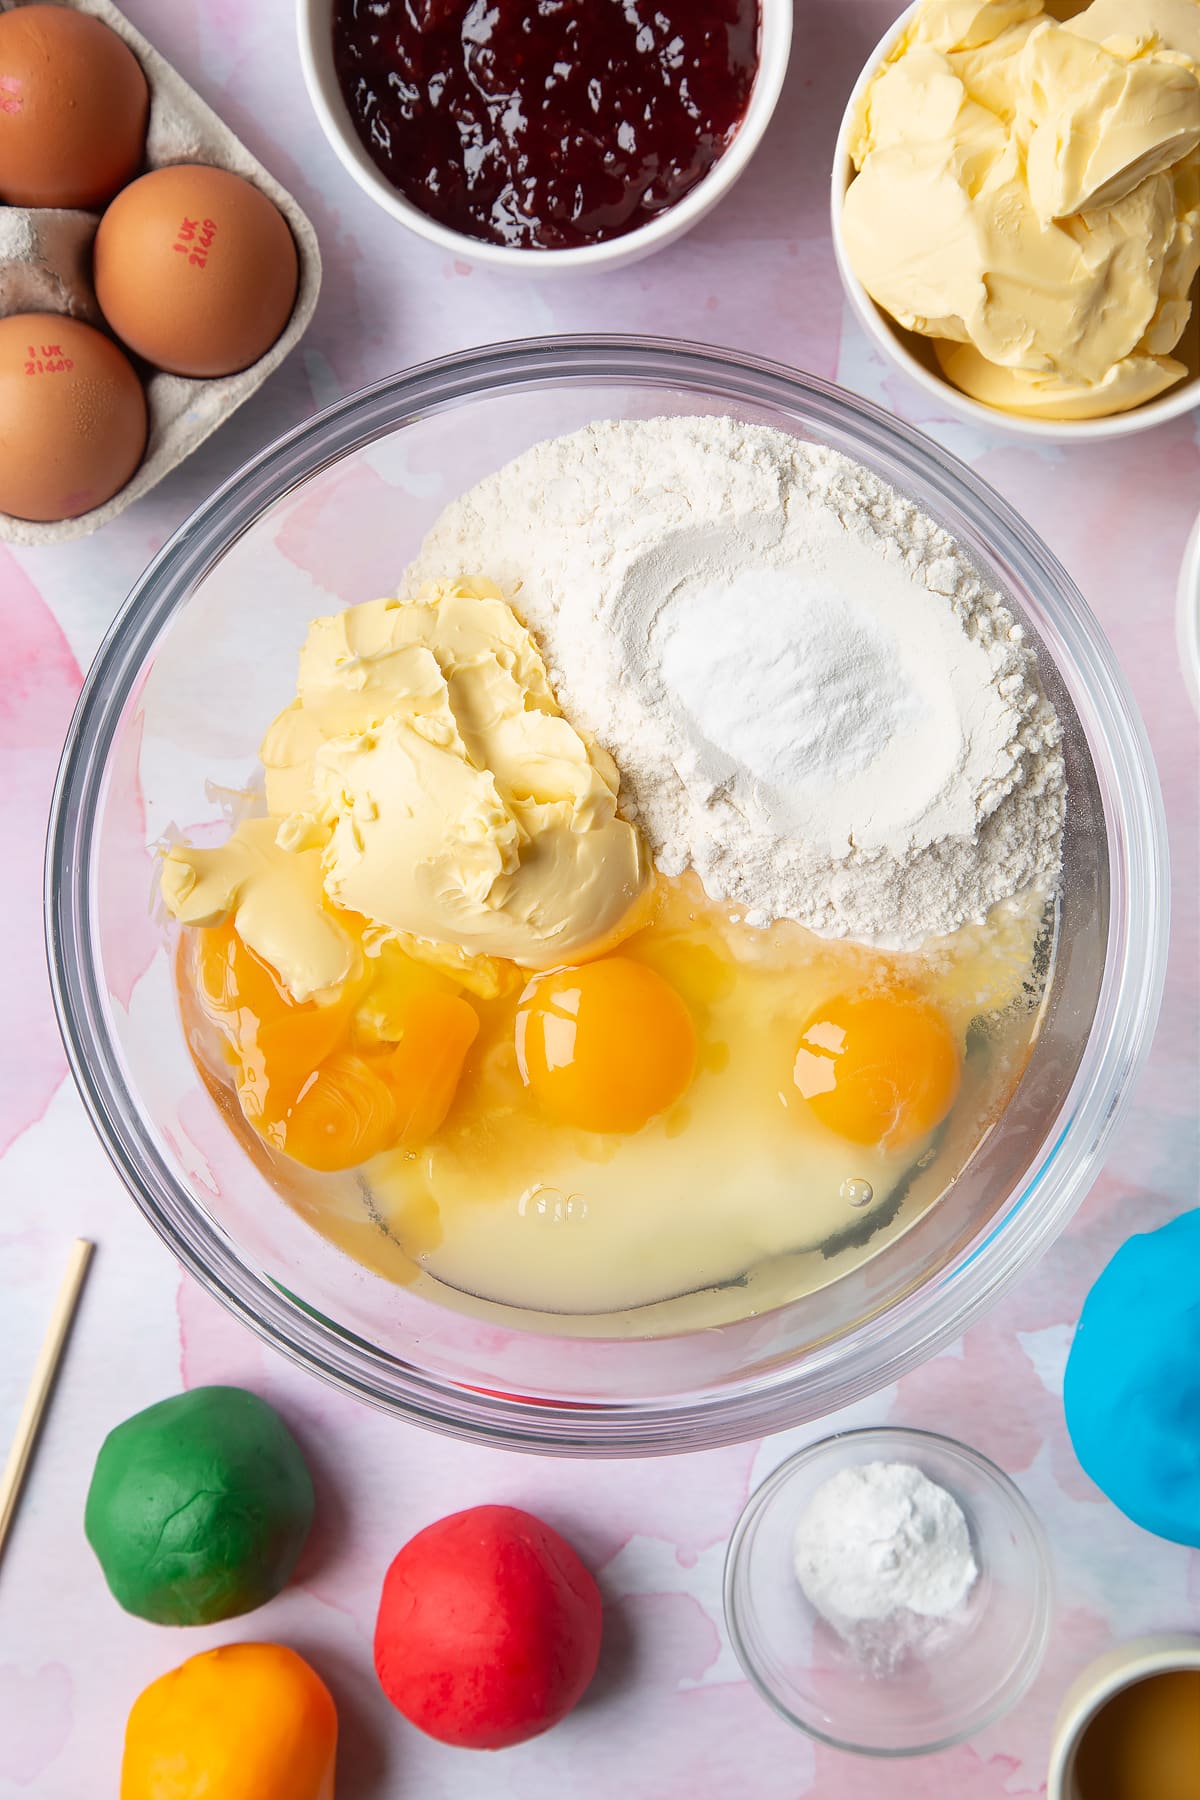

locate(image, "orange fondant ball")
(374, 1504), (603, 1749)
(121, 1643), (337, 1800)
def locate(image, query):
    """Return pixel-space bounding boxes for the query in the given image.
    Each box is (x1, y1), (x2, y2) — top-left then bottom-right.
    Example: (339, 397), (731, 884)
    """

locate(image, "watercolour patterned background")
(1, 2), (1198, 1794)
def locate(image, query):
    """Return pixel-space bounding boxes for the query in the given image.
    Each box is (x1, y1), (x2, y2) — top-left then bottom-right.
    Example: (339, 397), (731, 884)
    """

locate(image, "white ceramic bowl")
(1178, 515), (1200, 716)
(830, 1), (1200, 442)
(297, 0), (792, 273)
(1047, 1635), (1200, 1799)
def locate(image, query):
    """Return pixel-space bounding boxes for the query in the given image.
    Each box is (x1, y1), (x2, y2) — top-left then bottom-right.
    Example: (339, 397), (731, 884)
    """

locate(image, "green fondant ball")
(84, 1386), (314, 1626)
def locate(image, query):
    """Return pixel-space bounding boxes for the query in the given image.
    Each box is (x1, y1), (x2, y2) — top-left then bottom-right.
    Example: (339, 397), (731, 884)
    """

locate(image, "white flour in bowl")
(406, 416), (1065, 948)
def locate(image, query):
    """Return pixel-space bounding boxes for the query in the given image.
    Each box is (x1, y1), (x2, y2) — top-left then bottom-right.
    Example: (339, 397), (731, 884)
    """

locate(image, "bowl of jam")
(297, 0), (792, 270)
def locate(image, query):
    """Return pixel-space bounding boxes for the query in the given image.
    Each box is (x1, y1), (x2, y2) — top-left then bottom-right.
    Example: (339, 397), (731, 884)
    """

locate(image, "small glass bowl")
(724, 1426), (1052, 1757)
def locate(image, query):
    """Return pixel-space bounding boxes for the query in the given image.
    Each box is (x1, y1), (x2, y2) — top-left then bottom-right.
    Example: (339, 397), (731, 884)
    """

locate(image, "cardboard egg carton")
(0, 0), (322, 544)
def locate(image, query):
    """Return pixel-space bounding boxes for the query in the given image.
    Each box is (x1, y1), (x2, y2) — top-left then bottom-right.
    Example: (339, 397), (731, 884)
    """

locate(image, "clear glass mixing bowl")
(46, 338), (1168, 1455)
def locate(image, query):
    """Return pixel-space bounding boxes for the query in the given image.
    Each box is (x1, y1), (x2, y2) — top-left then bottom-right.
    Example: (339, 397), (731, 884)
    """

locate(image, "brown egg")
(94, 165), (300, 379)
(0, 313), (147, 521)
(0, 5), (148, 208)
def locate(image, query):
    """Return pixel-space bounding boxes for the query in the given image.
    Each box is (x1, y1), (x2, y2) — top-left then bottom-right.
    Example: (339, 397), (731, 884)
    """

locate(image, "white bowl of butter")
(831, 0), (1200, 439)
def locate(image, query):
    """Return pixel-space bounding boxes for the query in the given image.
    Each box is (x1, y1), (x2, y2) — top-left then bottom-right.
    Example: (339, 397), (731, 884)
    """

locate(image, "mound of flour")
(405, 417), (1065, 948)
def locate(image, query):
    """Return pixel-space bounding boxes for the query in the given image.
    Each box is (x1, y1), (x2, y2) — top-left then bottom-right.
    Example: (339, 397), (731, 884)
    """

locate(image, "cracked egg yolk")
(193, 922), (478, 1171)
(793, 989), (961, 1151)
(515, 955), (697, 1134)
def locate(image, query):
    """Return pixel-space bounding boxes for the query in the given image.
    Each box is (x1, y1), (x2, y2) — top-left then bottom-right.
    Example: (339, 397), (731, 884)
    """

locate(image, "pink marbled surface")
(2, 2), (1199, 1794)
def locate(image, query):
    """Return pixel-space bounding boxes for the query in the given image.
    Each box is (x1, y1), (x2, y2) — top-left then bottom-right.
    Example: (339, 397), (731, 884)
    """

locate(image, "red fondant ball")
(373, 1504), (603, 1750)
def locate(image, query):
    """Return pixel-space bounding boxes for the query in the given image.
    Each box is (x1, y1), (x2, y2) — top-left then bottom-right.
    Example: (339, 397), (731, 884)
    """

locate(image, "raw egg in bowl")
(46, 338), (1166, 1453)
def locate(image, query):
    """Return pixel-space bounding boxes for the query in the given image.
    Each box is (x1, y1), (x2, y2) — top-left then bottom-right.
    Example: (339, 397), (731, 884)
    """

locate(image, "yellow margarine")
(1071, 0), (1200, 66)
(161, 579), (649, 990)
(160, 818), (357, 1003)
(843, 0), (1200, 419)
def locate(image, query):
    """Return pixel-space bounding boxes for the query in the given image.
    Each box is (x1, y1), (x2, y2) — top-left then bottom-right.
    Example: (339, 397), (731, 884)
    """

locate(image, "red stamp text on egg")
(172, 215), (218, 269)
(24, 342), (73, 374)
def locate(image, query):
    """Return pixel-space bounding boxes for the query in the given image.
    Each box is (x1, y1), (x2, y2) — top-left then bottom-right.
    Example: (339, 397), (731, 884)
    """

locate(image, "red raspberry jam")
(331, 0), (761, 251)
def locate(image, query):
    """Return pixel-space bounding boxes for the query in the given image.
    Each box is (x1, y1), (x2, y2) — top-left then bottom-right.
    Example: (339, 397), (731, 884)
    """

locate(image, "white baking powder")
(407, 417), (1065, 947)
(792, 1460), (978, 1666)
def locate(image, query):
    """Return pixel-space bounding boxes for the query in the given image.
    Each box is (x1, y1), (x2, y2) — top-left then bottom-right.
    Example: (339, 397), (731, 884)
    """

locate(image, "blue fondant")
(1064, 1210), (1200, 1548)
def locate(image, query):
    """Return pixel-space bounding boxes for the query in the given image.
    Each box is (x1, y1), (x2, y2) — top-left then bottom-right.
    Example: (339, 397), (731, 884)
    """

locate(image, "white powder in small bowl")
(792, 1460), (978, 1670)
(406, 416), (1065, 948)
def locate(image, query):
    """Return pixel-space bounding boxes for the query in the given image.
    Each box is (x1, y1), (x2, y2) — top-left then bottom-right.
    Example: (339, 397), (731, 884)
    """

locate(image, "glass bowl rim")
(722, 1424), (1054, 1757)
(44, 333), (1169, 1455)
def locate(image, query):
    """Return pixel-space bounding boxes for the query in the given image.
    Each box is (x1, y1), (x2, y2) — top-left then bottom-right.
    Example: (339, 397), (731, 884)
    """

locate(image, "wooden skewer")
(0, 1237), (94, 1563)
